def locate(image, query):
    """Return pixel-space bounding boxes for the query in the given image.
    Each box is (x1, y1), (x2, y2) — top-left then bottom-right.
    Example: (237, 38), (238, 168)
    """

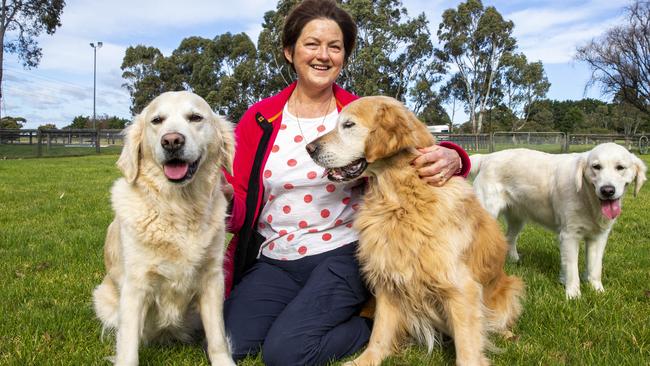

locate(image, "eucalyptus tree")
(576, 0), (650, 116)
(436, 0), (516, 133)
(499, 53), (550, 131)
(0, 0), (65, 118)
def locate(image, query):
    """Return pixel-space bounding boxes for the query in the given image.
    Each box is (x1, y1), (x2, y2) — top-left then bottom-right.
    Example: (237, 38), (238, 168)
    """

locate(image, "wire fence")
(1, 128), (648, 159)
(0, 129), (124, 159)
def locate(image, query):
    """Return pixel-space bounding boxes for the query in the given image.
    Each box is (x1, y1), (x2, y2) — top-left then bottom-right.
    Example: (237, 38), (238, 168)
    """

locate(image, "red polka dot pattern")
(322, 233), (332, 241)
(287, 159), (297, 167)
(294, 135), (303, 143)
(298, 246), (307, 255)
(307, 171), (317, 179)
(299, 220), (308, 228)
(326, 184), (335, 192)
(264, 170), (272, 178)
(283, 205), (291, 214)
(272, 145), (280, 152)
(304, 194), (313, 203)
(284, 183), (294, 190)
(287, 234), (295, 241)
(320, 209), (330, 218)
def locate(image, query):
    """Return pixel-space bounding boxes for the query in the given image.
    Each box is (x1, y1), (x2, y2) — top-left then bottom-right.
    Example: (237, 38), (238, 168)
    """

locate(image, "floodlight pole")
(90, 42), (102, 152)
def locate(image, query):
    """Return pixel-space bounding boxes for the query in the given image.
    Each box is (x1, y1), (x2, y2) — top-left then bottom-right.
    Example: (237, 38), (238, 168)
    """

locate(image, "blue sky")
(2, 0), (629, 129)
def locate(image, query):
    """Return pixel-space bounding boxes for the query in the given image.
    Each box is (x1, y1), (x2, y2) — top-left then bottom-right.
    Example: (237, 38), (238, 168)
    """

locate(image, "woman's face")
(284, 18), (345, 93)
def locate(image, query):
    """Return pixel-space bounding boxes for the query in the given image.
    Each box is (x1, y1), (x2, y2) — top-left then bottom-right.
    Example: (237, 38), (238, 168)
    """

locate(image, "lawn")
(1, 154), (649, 365)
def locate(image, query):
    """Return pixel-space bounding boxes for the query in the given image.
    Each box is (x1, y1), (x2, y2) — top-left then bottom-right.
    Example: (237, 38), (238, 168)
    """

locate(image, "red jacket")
(223, 82), (470, 296)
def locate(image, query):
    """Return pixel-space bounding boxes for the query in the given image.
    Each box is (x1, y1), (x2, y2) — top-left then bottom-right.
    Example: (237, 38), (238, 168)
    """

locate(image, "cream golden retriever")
(307, 96), (524, 366)
(470, 144), (647, 299)
(92, 91), (235, 366)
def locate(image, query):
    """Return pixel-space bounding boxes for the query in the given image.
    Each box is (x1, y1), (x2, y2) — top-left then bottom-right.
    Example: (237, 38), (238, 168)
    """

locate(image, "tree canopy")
(576, 0), (650, 116)
(0, 0), (66, 119)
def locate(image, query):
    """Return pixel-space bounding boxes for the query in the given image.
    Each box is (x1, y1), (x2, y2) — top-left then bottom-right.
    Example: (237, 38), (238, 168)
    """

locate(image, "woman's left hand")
(411, 145), (462, 186)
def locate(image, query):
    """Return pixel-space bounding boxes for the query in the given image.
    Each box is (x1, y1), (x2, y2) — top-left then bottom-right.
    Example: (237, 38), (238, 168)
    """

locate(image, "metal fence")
(0, 129), (124, 159)
(1, 128), (648, 159)
(433, 132), (649, 155)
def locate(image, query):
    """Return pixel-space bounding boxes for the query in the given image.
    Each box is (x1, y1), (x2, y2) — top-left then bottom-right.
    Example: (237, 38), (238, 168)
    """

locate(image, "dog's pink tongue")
(164, 162), (189, 180)
(601, 199), (621, 220)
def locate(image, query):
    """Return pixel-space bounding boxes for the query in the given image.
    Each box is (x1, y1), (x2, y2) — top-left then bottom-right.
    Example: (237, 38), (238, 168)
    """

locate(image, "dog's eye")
(592, 164), (602, 170)
(342, 121), (355, 129)
(151, 116), (164, 125)
(616, 165), (625, 171)
(189, 113), (203, 122)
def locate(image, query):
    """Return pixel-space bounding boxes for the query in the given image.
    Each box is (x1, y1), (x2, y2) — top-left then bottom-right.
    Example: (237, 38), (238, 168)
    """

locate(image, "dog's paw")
(507, 250), (520, 263)
(565, 285), (581, 300)
(588, 280), (605, 293)
(209, 353), (236, 366)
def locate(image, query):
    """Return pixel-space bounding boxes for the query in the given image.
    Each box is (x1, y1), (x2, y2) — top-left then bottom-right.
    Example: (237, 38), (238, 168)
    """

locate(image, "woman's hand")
(411, 145), (462, 186)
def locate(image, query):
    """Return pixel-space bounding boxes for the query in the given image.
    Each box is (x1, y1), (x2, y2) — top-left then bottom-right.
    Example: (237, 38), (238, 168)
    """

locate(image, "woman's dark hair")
(282, 0), (357, 65)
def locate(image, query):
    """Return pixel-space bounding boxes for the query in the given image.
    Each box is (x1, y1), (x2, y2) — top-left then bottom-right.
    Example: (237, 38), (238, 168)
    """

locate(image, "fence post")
(489, 133), (494, 152)
(37, 130), (43, 157)
(564, 133), (569, 153)
(95, 130), (100, 153)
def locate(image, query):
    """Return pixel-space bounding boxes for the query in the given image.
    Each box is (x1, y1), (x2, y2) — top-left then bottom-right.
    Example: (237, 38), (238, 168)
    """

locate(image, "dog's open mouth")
(600, 198), (621, 220)
(324, 158), (368, 182)
(163, 157), (200, 183)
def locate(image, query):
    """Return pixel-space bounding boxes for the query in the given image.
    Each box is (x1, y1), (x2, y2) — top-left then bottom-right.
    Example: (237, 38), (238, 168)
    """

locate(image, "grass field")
(1, 154), (649, 365)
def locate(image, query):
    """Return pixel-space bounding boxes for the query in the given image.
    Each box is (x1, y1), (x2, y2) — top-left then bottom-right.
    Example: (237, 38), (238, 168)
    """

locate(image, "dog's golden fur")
(308, 96), (524, 366)
(92, 91), (236, 365)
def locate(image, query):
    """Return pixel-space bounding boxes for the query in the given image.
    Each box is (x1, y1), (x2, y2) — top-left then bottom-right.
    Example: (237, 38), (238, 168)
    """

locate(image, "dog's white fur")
(92, 91), (236, 365)
(470, 143), (647, 299)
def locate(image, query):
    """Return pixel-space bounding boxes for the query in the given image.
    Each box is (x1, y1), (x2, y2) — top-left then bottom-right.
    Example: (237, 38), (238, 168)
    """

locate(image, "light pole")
(90, 42), (103, 130)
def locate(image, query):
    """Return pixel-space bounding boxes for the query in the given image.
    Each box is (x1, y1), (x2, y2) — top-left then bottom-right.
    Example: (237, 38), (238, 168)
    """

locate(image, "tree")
(121, 45), (181, 114)
(64, 115), (89, 129)
(557, 106), (585, 133)
(0, 115), (25, 128)
(37, 123), (56, 130)
(436, 0), (516, 133)
(576, 0), (650, 116)
(0, 0), (65, 119)
(499, 53), (550, 131)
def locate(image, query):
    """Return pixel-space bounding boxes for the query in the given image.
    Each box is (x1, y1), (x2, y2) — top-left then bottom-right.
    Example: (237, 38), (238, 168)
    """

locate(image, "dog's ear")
(364, 100), (434, 163)
(632, 154), (647, 197)
(216, 114), (235, 175)
(116, 114), (145, 184)
(575, 155), (587, 192)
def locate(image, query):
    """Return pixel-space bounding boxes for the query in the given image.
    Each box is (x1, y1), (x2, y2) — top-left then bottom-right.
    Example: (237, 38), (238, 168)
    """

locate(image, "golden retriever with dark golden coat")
(92, 91), (235, 366)
(307, 96), (524, 366)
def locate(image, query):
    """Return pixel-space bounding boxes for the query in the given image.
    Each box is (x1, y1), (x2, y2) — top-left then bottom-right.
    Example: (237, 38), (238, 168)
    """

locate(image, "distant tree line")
(0, 115), (128, 130)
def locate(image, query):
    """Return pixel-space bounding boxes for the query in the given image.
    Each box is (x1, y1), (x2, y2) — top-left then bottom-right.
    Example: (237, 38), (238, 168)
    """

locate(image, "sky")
(2, 0), (630, 129)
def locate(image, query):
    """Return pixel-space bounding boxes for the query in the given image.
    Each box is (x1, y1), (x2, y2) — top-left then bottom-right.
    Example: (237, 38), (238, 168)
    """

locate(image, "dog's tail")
(484, 274), (525, 332)
(93, 277), (119, 338)
(469, 154), (484, 179)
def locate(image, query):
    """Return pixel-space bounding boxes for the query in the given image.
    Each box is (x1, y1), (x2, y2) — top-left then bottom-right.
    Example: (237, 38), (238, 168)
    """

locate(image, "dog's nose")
(600, 185), (615, 198)
(161, 132), (185, 152)
(305, 142), (319, 156)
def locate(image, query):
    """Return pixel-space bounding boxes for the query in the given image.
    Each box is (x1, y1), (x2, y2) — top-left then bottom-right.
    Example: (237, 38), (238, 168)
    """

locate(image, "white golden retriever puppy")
(470, 143), (646, 299)
(92, 91), (236, 365)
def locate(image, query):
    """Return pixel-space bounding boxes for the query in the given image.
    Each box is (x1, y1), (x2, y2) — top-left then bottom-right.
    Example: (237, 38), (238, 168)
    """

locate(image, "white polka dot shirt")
(257, 105), (364, 260)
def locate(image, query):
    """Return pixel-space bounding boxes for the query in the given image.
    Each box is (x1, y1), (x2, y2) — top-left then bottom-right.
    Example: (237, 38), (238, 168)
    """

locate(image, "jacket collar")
(259, 81), (358, 123)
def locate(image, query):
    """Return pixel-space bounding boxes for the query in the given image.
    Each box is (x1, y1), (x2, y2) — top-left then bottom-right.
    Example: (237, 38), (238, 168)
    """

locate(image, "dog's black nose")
(305, 142), (319, 156)
(161, 132), (185, 152)
(600, 185), (615, 198)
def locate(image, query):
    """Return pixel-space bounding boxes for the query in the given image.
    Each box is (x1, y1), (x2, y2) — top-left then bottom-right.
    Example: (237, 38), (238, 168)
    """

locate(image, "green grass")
(1, 154), (649, 365)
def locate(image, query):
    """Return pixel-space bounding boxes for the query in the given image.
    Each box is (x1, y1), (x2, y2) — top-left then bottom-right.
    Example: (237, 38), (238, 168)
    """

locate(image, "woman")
(222, 1), (470, 365)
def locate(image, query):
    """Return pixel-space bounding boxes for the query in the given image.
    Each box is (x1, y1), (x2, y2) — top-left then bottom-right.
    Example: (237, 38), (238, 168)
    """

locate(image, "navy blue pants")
(224, 243), (371, 366)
